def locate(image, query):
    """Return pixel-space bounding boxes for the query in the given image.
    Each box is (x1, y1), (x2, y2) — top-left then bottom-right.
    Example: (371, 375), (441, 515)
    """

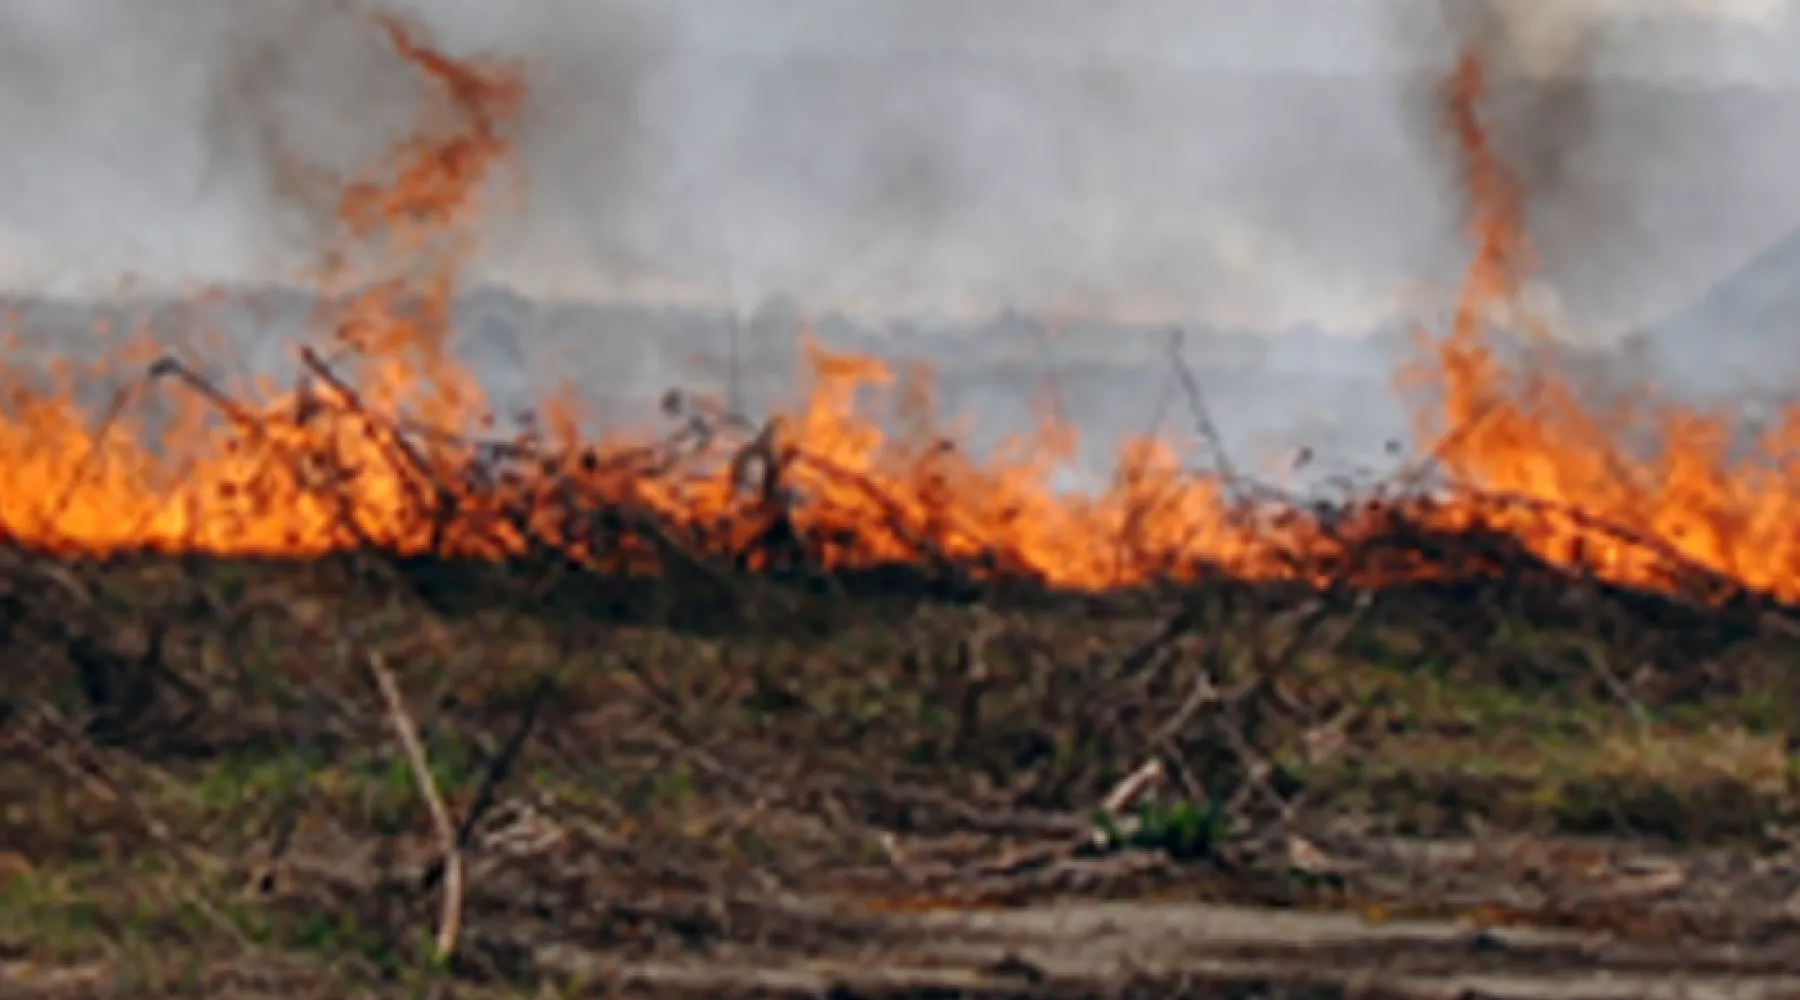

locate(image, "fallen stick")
(367, 651), (465, 966)
(1100, 757), (1166, 817)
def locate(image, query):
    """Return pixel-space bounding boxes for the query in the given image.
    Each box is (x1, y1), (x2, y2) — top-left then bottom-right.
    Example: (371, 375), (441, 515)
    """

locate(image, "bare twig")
(1100, 757), (1167, 817)
(1166, 327), (1241, 502)
(455, 673), (555, 852)
(366, 651), (465, 965)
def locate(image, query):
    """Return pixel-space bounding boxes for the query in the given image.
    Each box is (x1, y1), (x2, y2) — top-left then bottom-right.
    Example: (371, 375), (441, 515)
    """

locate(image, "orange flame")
(0, 29), (1795, 601)
(1400, 44), (1800, 598)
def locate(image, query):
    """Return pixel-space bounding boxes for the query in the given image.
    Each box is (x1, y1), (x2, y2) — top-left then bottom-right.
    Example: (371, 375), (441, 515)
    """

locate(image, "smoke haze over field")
(0, 0), (1795, 335)
(0, 0), (1799, 488)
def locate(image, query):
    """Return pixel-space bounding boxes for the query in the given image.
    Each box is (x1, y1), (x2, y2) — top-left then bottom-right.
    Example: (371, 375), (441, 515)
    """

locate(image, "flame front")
(1402, 44), (1800, 598)
(0, 24), (1795, 601)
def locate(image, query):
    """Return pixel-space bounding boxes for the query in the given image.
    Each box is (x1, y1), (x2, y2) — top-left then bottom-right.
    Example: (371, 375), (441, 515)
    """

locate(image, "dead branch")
(1166, 327), (1242, 502)
(455, 673), (555, 852)
(366, 651), (465, 965)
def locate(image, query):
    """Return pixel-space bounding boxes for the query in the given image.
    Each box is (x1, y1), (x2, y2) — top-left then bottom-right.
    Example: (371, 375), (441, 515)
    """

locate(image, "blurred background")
(0, 0), (1796, 490)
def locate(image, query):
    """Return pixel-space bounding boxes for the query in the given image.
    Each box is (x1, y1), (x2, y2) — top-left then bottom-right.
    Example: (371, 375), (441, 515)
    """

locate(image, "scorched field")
(5, 14), (1800, 1000)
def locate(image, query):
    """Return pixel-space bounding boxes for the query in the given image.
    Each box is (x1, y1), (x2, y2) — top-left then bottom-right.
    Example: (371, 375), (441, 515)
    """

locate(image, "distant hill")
(1639, 223), (1800, 402)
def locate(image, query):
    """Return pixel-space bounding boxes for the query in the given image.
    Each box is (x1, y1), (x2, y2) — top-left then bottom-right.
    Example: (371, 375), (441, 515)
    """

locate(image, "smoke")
(0, 0), (1437, 327)
(0, 0), (1790, 335)
(196, 0), (429, 263)
(0, 0), (1796, 481)
(1387, 0), (1796, 341)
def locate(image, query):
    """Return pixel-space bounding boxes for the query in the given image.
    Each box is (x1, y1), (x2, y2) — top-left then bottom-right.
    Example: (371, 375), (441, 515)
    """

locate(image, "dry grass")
(1, 537), (1799, 997)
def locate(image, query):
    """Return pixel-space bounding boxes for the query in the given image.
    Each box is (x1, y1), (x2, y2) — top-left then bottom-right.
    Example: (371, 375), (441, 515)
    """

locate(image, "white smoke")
(0, 0), (1793, 488)
(0, 0), (1789, 333)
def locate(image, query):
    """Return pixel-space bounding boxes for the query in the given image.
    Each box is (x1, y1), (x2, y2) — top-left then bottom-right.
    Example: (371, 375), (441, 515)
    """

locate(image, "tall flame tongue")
(1402, 44), (1800, 600)
(0, 29), (1793, 601)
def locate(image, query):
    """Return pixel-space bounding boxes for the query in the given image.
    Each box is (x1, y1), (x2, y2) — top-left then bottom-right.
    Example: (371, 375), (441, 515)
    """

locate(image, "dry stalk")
(366, 651), (465, 965)
(1100, 758), (1166, 817)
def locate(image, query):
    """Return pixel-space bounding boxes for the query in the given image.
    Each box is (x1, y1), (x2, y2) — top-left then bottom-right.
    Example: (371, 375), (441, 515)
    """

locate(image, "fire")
(1400, 44), (1800, 599)
(0, 25), (1794, 601)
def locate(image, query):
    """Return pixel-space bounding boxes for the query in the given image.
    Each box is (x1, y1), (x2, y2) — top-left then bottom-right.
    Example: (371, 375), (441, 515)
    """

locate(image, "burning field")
(6, 19), (1800, 604)
(9, 12), (1800, 1000)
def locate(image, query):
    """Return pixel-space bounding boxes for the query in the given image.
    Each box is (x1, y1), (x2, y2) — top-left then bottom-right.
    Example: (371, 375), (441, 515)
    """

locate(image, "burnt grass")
(7, 522), (1800, 998)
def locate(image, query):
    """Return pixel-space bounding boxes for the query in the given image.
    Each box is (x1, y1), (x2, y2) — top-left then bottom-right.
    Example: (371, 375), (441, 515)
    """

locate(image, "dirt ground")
(6, 546), (1800, 998)
(536, 894), (1800, 1000)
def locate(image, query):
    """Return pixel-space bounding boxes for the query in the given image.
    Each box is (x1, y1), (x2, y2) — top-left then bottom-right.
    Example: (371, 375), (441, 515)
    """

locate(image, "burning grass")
(0, 34), (1797, 609)
(6, 16), (1800, 1000)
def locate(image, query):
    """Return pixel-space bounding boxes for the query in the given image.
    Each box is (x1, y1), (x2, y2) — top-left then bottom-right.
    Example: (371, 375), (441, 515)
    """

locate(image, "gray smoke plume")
(1385, 1), (1800, 343)
(0, 0), (1795, 487)
(1388, 3), (1616, 330)
(197, 0), (426, 259)
(0, 0), (1791, 330)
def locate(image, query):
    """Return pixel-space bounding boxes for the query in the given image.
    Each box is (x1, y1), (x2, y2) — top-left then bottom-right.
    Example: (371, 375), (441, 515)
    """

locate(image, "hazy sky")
(0, 0), (1797, 337)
